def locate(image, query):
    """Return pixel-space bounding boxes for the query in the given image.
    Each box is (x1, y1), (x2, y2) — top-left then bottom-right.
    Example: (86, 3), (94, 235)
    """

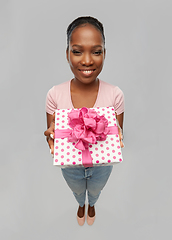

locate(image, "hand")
(115, 112), (124, 148)
(117, 125), (124, 148)
(44, 113), (55, 155)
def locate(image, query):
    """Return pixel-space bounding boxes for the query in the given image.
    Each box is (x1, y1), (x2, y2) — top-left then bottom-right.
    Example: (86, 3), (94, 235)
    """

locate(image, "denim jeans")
(61, 165), (113, 207)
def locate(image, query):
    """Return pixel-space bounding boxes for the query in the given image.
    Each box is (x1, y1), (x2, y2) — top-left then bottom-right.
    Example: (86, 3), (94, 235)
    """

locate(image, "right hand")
(44, 112), (55, 154)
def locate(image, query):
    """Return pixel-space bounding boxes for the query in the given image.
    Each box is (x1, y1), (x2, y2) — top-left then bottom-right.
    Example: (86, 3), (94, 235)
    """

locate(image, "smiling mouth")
(79, 69), (95, 76)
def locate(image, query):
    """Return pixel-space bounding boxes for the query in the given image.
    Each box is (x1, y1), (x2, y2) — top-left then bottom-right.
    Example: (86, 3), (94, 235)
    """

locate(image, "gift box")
(53, 107), (123, 167)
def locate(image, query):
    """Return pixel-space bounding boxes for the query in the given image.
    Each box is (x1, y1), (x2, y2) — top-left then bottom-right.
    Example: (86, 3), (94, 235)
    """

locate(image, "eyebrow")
(71, 44), (103, 48)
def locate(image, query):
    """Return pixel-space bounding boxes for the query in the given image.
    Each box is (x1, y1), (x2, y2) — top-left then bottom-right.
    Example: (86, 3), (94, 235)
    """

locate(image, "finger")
(50, 133), (54, 139)
(44, 129), (49, 137)
(120, 140), (124, 148)
(119, 131), (123, 141)
(117, 126), (123, 140)
(48, 138), (54, 154)
(44, 129), (55, 139)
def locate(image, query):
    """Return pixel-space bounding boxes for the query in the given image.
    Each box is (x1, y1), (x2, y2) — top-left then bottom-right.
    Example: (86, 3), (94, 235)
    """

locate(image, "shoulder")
(48, 81), (69, 94)
(99, 80), (124, 114)
(46, 80), (70, 114)
(100, 80), (124, 96)
(46, 80), (69, 100)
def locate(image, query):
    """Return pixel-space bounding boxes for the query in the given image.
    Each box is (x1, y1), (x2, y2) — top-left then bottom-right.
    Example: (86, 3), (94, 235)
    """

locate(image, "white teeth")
(82, 70), (93, 73)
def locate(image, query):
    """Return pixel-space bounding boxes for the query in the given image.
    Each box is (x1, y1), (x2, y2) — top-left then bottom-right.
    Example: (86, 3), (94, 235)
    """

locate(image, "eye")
(93, 50), (103, 55)
(72, 50), (82, 55)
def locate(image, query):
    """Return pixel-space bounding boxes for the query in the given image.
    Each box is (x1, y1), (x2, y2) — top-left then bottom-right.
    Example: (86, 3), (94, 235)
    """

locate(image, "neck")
(71, 78), (99, 92)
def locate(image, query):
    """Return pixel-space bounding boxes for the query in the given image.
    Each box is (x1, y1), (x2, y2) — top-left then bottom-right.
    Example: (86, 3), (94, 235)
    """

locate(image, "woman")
(44, 16), (124, 226)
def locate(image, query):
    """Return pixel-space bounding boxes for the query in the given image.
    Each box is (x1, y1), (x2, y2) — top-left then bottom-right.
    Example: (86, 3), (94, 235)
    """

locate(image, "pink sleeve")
(113, 87), (125, 115)
(46, 86), (57, 115)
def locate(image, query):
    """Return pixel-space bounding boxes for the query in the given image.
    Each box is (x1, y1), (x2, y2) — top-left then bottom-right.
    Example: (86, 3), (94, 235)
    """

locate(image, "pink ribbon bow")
(55, 107), (118, 167)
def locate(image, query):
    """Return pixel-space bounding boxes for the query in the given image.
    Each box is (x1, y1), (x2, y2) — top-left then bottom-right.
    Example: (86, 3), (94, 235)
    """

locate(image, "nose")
(81, 53), (93, 66)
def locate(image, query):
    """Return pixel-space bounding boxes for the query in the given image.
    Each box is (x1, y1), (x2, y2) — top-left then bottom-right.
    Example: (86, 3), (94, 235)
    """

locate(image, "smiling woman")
(67, 24), (106, 86)
(44, 16), (125, 226)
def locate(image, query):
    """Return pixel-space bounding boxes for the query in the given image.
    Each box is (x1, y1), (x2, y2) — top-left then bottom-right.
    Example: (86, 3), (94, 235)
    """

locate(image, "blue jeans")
(61, 165), (113, 207)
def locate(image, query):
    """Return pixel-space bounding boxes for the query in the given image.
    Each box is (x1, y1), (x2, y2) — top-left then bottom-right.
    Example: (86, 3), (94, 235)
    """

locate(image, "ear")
(66, 48), (69, 62)
(103, 48), (106, 59)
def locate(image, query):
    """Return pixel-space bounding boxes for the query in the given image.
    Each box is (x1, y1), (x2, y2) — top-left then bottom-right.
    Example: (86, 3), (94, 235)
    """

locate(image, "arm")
(46, 112), (54, 128)
(44, 112), (55, 154)
(116, 112), (124, 130)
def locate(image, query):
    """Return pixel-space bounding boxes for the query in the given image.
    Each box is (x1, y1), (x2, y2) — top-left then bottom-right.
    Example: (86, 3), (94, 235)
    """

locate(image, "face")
(66, 24), (106, 85)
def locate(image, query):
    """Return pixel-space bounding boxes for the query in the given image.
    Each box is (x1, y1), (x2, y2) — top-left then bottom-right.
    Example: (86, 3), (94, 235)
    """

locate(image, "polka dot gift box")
(54, 107), (123, 167)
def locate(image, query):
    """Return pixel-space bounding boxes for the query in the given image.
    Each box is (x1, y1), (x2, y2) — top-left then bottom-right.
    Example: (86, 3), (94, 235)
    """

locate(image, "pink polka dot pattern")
(53, 107), (123, 167)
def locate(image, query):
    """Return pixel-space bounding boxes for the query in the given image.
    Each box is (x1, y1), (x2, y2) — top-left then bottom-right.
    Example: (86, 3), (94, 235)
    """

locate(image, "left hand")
(117, 125), (124, 148)
(115, 112), (124, 148)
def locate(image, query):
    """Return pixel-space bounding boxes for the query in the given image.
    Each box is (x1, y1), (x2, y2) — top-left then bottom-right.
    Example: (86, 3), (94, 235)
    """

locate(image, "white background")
(0, 0), (172, 239)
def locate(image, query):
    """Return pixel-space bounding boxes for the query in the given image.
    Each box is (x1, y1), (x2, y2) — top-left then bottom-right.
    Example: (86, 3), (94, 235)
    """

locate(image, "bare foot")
(88, 205), (95, 217)
(77, 205), (85, 218)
